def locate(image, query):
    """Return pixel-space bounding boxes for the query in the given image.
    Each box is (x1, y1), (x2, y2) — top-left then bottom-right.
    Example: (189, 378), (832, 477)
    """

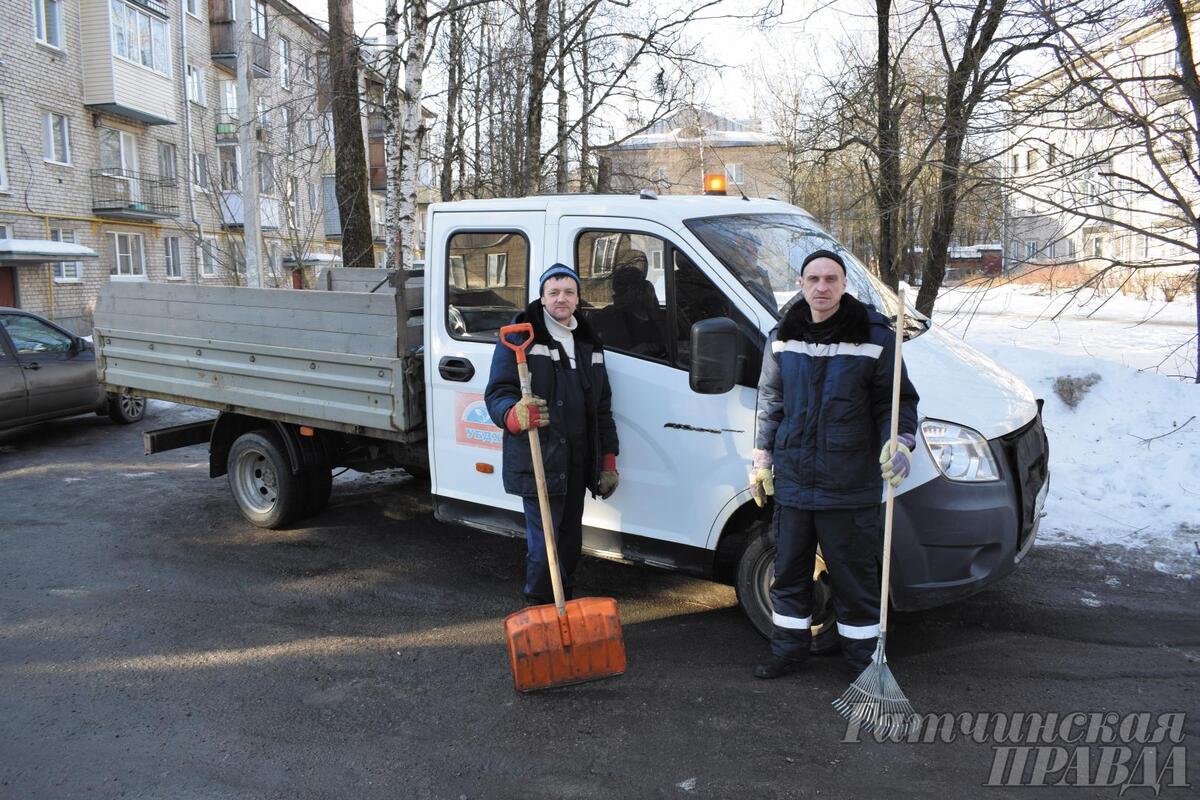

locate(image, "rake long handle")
(516, 359), (569, 622)
(879, 288), (906, 638)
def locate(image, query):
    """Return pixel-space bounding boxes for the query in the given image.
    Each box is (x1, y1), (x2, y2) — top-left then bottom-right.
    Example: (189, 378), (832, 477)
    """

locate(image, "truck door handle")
(438, 356), (475, 382)
(21, 362), (40, 371)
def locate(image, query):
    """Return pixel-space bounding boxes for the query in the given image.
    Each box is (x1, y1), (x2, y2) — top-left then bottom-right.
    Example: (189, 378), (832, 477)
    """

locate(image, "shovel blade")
(504, 597), (626, 692)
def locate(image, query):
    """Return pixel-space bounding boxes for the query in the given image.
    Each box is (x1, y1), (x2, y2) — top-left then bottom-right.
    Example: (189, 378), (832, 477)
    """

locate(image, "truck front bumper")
(890, 409), (1049, 612)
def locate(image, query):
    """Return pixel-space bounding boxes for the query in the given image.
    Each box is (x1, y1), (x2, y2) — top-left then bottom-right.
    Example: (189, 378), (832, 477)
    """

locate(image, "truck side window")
(575, 230), (669, 361)
(672, 251), (761, 382)
(445, 231), (529, 341)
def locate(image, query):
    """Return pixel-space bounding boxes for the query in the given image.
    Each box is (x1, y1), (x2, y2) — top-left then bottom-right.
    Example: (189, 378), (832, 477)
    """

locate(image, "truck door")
(556, 216), (764, 551)
(0, 326), (28, 426)
(426, 211), (544, 515)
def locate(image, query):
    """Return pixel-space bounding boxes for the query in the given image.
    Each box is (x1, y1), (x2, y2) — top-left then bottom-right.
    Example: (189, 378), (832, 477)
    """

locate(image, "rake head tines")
(832, 642), (916, 739)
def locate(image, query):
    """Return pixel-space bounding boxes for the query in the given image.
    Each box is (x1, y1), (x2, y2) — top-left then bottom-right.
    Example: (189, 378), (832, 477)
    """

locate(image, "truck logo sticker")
(456, 393), (502, 449)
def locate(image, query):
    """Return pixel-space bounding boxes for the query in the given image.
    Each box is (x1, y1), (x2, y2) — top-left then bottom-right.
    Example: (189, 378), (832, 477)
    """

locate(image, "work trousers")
(771, 504), (883, 671)
(521, 445), (587, 605)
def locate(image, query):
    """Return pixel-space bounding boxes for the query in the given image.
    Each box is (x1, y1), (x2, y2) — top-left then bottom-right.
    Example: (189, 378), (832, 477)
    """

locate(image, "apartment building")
(0, 0), (387, 333)
(1004, 12), (1198, 273)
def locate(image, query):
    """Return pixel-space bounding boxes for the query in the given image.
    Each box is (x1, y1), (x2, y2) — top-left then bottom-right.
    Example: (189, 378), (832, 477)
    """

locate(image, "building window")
(1025, 240), (1038, 259)
(33, 0), (63, 48)
(486, 253), (508, 287)
(164, 236), (182, 278)
(1026, 149), (1037, 170)
(185, 0), (198, 16)
(259, 153), (275, 194)
(99, 128), (138, 174)
(50, 228), (81, 281)
(158, 142), (176, 181)
(217, 145), (240, 190)
(43, 112), (71, 164)
(192, 151), (210, 189)
(198, 238), (217, 276)
(1011, 153), (1019, 173)
(251, 0), (267, 39)
(186, 64), (207, 105)
(280, 105), (292, 136)
(110, 232), (146, 278)
(1092, 238), (1103, 258)
(285, 176), (298, 228)
(1049, 144), (1058, 166)
(111, 0), (171, 76)
(278, 37), (291, 88)
(724, 163), (744, 185)
(0, 100), (8, 191)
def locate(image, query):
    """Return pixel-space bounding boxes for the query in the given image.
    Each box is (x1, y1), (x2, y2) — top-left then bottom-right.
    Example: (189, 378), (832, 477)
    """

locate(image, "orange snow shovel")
(499, 322), (626, 692)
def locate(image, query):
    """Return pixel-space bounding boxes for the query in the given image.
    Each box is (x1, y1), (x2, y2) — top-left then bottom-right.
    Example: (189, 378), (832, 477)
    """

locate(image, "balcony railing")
(209, 22), (271, 78)
(90, 169), (179, 220)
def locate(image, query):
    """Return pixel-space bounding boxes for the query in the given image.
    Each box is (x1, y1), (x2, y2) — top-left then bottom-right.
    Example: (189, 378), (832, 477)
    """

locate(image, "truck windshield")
(685, 213), (927, 331)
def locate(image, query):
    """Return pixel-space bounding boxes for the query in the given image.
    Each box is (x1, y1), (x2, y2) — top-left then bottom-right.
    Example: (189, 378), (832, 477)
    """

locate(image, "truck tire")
(735, 522), (837, 652)
(227, 430), (305, 529)
(107, 393), (146, 424)
(303, 468), (333, 517)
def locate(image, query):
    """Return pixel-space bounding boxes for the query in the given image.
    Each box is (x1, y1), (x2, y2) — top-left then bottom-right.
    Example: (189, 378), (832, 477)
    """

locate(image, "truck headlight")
(920, 420), (1000, 482)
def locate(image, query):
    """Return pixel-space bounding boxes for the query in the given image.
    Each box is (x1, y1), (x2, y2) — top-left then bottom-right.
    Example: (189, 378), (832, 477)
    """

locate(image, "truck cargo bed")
(94, 281), (424, 441)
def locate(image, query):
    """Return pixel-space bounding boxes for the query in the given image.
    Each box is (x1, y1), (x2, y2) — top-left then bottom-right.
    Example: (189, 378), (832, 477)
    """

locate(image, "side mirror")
(689, 317), (740, 394)
(68, 337), (83, 355)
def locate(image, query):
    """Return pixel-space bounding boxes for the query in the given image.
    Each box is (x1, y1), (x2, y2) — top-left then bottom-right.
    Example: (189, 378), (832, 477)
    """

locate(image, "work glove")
(880, 433), (916, 488)
(749, 448), (774, 507)
(504, 395), (549, 434)
(597, 454), (619, 499)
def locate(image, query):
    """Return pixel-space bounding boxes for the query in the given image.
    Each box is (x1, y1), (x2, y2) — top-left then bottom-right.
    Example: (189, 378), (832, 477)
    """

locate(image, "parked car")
(0, 308), (144, 432)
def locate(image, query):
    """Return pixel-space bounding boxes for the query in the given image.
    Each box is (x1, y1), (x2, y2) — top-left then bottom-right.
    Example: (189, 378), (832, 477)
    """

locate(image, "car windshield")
(684, 213), (927, 329)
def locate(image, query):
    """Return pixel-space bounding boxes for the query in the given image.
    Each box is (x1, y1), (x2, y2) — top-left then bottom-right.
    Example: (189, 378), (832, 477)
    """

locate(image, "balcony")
(219, 191), (281, 230)
(369, 139), (386, 191)
(216, 113), (239, 140)
(90, 169), (180, 221)
(209, 22), (271, 78)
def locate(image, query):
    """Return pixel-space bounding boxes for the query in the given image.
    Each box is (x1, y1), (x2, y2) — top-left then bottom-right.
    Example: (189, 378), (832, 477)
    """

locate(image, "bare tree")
(329, 0), (375, 267)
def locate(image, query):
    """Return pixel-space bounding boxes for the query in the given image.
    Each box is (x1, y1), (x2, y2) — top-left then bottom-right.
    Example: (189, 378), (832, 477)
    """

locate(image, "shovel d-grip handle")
(499, 321), (570, 632)
(500, 323), (535, 364)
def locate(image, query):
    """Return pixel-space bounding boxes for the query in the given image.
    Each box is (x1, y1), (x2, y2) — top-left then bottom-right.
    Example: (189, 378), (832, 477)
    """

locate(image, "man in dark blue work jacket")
(485, 264), (620, 605)
(749, 250), (920, 678)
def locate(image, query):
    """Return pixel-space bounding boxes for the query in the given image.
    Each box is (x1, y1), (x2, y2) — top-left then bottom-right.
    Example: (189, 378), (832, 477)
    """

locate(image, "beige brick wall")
(0, 0), (355, 330)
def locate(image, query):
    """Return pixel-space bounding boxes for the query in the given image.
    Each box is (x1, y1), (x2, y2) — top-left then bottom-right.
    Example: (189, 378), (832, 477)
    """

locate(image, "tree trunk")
(555, 0), (569, 192)
(383, 0), (402, 271)
(328, 0), (374, 268)
(398, 0), (429, 270)
(523, 0), (552, 196)
(578, 19), (592, 191)
(440, 5), (463, 202)
(875, 0), (901, 289)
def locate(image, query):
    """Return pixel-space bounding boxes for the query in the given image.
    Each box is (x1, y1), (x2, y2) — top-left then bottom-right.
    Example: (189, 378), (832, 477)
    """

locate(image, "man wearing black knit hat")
(485, 263), (620, 605)
(748, 249), (920, 678)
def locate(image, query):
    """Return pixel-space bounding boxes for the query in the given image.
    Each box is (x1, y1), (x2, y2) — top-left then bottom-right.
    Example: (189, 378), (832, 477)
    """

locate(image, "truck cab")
(422, 195), (1049, 635)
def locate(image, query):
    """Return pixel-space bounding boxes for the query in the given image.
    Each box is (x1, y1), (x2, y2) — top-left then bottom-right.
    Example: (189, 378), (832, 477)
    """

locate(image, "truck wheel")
(735, 522), (837, 652)
(303, 468), (333, 517)
(107, 393), (146, 424)
(227, 430), (304, 529)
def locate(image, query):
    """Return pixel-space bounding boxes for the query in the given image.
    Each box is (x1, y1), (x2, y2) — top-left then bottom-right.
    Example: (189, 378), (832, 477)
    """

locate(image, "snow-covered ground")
(932, 283), (1198, 575)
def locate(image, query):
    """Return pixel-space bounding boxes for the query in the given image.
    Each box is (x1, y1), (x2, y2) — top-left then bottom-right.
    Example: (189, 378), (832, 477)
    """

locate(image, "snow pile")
(932, 283), (1198, 568)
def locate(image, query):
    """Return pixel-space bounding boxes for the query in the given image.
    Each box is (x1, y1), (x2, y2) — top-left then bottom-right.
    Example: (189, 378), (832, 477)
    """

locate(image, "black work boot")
(753, 655), (807, 679)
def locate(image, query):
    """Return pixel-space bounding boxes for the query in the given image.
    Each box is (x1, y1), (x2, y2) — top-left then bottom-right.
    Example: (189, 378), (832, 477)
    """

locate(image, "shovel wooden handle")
(501, 324), (571, 634)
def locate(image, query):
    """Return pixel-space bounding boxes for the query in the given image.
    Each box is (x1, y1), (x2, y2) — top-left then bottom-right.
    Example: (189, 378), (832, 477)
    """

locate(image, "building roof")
(600, 107), (780, 151)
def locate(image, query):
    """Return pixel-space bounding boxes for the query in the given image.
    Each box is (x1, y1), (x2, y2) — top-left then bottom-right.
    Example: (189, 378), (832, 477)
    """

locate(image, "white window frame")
(33, 0), (63, 49)
(165, 235), (182, 279)
(285, 176), (298, 228)
(1025, 240), (1038, 259)
(110, 0), (171, 76)
(198, 237), (217, 277)
(278, 37), (291, 88)
(590, 233), (619, 277)
(486, 252), (508, 287)
(1092, 238), (1103, 258)
(158, 141), (176, 181)
(449, 255), (467, 288)
(217, 144), (241, 191)
(192, 151), (210, 190)
(724, 163), (744, 185)
(0, 99), (8, 191)
(43, 112), (71, 165)
(50, 228), (81, 282)
(251, 0), (267, 39)
(186, 64), (207, 106)
(110, 232), (146, 279)
(185, 0), (200, 17)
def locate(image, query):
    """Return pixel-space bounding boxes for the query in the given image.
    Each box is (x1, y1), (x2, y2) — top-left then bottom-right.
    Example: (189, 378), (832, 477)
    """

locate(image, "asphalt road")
(1, 404), (1198, 799)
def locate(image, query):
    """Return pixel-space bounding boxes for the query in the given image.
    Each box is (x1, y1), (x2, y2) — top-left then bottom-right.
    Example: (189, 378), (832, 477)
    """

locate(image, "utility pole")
(237, 0), (261, 287)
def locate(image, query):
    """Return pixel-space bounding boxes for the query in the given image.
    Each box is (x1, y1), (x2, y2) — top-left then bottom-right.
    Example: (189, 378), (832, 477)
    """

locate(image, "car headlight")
(920, 420), (1000, 482)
